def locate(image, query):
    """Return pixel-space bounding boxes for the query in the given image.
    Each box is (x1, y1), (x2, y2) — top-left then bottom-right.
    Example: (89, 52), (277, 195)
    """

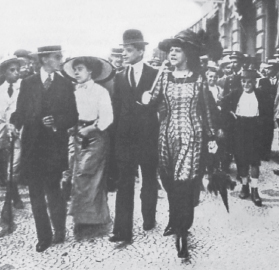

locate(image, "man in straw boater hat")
(109, 29), (159, 243)
(0, 56), (24, 209)
(108, 47), (124, 73)
(10, 45), (78, 252)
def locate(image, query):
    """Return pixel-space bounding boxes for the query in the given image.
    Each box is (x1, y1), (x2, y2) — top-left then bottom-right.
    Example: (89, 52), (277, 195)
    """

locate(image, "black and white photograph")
(1, 0), (279, 269)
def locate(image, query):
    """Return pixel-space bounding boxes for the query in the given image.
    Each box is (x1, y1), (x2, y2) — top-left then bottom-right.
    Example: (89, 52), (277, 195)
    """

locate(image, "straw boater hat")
(110, 48), (123, 55)
(62, 56), (115, 83)
(120, 29), (148, 45)
(30, 45), (63, 55)
(219, 55), (231, 67)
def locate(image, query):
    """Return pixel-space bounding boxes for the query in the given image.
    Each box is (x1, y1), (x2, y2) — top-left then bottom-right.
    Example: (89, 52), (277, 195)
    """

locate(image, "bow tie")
(77, 83), (88, 89)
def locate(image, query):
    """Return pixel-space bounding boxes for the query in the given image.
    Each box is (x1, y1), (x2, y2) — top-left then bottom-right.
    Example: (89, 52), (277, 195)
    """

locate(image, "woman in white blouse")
(222, 69), (271, 207)
(63, 56), (114, 232)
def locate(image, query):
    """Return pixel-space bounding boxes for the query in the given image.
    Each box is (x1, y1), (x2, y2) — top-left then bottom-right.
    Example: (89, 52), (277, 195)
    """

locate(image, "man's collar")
(40, 66), (55, 83)
(129, 60), (144, 72)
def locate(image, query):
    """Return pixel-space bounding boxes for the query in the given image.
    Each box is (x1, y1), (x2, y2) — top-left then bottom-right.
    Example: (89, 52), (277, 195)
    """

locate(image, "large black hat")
(30, 45), (62, 55)
(62, 56), (115, 83)
(120, 29), (148, 45)
(240, 69), (260, 79)
(158, 29), (201, 52)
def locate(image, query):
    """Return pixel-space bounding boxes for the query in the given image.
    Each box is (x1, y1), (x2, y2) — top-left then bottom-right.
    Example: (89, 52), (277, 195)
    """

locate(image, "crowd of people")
(1, 27), (279, 259)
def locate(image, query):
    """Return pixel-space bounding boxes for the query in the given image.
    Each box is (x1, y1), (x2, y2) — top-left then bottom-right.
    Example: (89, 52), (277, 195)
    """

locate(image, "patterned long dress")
(151, 72), (214, 235)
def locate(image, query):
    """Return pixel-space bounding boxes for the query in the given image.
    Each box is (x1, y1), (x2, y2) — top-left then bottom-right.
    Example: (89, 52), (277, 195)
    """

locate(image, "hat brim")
(29, 50), (63, 56)
(120, 41), (148, 45)
(62, 56), (115, 83)
(158, 38), (199, 52)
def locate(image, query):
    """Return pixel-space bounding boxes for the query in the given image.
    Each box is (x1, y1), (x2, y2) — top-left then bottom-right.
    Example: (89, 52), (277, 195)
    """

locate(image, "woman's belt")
(78, 119), (96, 127)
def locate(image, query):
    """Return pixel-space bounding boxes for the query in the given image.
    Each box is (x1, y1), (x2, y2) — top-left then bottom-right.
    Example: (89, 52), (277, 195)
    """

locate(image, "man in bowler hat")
(11, 45), (78, 252)
(109, 29), (159, 242)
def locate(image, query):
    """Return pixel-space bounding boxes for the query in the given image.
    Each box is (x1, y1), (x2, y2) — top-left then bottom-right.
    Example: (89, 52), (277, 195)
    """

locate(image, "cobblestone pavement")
(1, 154), (279, 270)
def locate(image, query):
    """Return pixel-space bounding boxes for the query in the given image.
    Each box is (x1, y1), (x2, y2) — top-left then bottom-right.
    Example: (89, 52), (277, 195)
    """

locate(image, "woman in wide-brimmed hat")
(63, 56), (114, 233)
(142, 29), (219, 258)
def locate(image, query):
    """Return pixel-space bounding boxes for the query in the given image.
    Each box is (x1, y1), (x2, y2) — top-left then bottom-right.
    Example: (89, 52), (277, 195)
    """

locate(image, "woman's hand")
(142, 91), (152, 105)
(78, 124), (97, 138)
(208, 140), (218, 154)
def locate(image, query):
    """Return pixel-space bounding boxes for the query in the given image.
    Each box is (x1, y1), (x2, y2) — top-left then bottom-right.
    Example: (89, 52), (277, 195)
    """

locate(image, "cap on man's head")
(120, 29), (148, 45)
(230, 51), (243, 60)
(219, 55), (231, 67)
(111, 48), (123, 55)
(14, 49), (32, 59)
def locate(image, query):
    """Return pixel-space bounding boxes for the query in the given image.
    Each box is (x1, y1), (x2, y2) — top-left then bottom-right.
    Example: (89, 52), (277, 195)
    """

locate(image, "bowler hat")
(120, 29), (148, 45)
(30, 45), (62, 55)
(158, 29), (201, 52)
(111, 48), (123, 55)
(62, 56), (115, 83)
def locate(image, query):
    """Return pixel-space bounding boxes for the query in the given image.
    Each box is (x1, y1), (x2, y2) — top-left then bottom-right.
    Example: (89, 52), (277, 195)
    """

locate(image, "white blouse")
(75, 80), (113, 131)
(236, 91), (259, 117)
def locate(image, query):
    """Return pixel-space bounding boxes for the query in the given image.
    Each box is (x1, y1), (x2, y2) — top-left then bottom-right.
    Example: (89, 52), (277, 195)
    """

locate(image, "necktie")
(44, 74), (52, 90)
(130, 67), (136, 89)
(8, 83), (13, 97)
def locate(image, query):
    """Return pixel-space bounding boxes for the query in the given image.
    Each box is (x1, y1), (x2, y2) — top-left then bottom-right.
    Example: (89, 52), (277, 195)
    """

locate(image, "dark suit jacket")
(113, 63), (159, 165)
(11, 72), (78, 177)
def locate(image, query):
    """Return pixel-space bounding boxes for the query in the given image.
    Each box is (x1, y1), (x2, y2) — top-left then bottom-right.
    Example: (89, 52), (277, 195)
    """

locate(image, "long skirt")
(69, 128), (111, 225)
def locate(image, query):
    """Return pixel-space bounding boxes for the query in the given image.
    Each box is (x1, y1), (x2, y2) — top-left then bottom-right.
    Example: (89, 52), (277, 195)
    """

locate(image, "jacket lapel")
(31, 74), (44, 117)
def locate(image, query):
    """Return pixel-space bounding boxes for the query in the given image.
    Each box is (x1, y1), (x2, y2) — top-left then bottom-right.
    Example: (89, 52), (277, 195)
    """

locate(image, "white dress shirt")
(236, 91), (259, 117)
(75, 79), (113, 131)
(128, 60), (144, 87)
(40, 66), (54, 83)
(0, 79), (21, 148)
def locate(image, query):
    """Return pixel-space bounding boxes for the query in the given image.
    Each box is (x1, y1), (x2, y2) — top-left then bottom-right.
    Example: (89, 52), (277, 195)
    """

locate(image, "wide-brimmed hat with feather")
(159, 29), (201, 52)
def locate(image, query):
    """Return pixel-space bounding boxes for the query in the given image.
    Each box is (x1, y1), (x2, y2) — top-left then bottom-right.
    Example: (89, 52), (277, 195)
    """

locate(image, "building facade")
(191, 0), (279, 63)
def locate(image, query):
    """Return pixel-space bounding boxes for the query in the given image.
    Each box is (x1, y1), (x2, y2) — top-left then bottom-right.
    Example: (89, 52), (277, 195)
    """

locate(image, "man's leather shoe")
(36, 240), (52, 252)
(109, 234), (132, 243)
(53, 231), (65, 244)
(163, 225), (175, 236)
(239, 184), (250, 199)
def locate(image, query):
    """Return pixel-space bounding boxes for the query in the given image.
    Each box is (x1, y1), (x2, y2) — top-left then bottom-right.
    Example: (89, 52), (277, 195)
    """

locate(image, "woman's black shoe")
(163, 225), (175, 236)
(251, 188), (262, 207)
(36, 239), (52, 252)
(176, 235), (188, 258)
